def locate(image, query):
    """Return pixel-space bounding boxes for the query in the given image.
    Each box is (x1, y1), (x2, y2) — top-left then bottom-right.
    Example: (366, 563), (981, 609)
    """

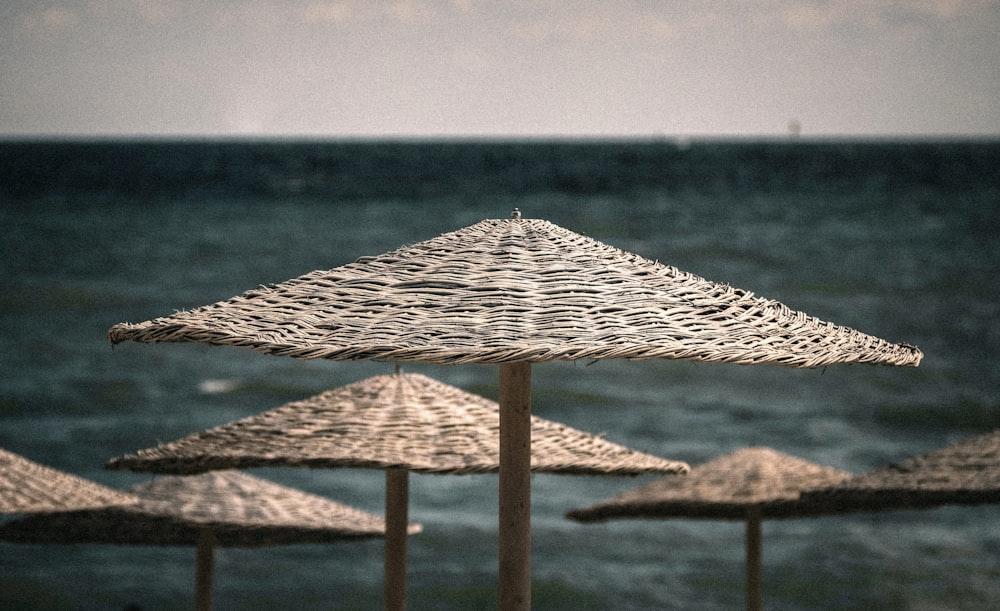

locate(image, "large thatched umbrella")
(107, 211), (921, 609)
(106, 370), (688, 610)
(1, 447), (137, 514)
(0, 470), (417, 611)
(566, 447), (853, 611)
(803, 429), (1000, 512)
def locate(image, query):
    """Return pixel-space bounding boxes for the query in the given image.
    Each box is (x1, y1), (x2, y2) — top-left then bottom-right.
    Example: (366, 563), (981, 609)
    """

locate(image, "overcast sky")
(2, 1), (998, 138)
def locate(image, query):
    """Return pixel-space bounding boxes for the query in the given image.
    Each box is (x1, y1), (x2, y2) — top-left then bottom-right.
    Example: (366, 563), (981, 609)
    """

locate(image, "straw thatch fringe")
(107, 372), (688, 477)
(108, 218), (922, 369)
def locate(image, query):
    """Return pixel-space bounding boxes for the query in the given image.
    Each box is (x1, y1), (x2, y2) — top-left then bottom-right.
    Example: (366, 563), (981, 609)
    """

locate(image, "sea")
(1, 138), (999, 610)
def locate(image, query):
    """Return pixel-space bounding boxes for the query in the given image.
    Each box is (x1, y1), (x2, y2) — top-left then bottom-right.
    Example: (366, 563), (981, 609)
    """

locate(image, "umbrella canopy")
(0, 470), (415, 547)
(566, 447), (853, 611)
(105, 371), (688, 477)
(108, 214), (922, 369)
(566, 446), (852, 522)
(106, 212), (921, 610)
(803, 429), (1000, 512)
(1, 447), (137, 514)
(0, 471), (417, 611)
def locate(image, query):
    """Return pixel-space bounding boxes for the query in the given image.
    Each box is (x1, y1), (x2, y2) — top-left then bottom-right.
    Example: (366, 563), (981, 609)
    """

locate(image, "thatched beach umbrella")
(107, 370), (688, 610)
(804, 429), (1000, 512)
(107, 211), (921, 609)
(1, 447), (137, 514)
(0, 470), (416, 611)
(566, 447), (853, 611)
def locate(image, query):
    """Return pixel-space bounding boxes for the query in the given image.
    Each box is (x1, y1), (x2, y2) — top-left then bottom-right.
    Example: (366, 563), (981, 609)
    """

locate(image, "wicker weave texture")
(1, 447), (137, 514)
(108, 217), (922, 368)
(804, 429), (1000, 510)
(0, 471), (415, 547)
(107, 372), (688, 476)
(566, 447), (852, 521)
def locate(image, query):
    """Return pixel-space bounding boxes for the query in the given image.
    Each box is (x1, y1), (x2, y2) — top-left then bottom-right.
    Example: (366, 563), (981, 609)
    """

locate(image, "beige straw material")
(107, 372), (688, 477)
(1, 447), (138, 514)
(0, 471), (418, 547)
(804, 429), (1000, 511)
(567, 447), (852, 522)
(108, 216), (922, 369)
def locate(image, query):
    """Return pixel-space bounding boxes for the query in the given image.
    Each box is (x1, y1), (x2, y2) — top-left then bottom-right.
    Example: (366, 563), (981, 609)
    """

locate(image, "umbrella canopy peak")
(108, 216), (922, 369)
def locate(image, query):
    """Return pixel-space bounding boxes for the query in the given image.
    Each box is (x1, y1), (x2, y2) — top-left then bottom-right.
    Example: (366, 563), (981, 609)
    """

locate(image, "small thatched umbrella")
(107, 370), (688, 610)
(804, 429), (1000, 512)
(0, 470), (418, 611)
(566, 447), (853, 611)
(107, 211), (921, 609)
(1, 447), (137, 514)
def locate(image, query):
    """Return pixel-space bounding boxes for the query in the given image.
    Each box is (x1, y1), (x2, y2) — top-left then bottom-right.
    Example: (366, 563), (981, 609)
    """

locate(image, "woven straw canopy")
(108, 215), (922, 369)
(804, 429), (1000, 512)
(567, 447), (852, 522)
(0, 470), (414, 547)
(1, 447), (137, 514)
(107, 372), (688, 477)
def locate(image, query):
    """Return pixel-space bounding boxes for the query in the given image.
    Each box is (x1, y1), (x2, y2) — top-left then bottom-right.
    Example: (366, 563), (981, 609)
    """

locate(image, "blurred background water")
(1, 138), (999, 609)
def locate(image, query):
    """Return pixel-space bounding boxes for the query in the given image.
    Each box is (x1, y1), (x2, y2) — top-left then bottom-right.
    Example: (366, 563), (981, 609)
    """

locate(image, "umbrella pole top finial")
(511, 208), (521, 220)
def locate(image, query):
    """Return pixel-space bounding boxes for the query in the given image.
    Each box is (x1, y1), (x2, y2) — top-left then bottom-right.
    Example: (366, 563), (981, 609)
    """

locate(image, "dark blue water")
(2, 138), (999, 610)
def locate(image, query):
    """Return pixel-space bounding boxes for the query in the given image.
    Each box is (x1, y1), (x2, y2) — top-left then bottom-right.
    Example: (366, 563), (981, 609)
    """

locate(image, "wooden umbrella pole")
(499, 361), (532, 611)
(745, 506), (763, 611)
(384, 467), (409, 611)
(195, 527), (215, 611)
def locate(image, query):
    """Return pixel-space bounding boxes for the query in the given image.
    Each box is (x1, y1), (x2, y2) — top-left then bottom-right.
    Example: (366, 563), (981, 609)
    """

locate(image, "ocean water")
(1, 138), (999, 610)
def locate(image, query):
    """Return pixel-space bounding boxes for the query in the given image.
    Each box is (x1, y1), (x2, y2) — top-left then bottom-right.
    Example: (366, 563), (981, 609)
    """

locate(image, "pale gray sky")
(2, 0), (998, 138)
